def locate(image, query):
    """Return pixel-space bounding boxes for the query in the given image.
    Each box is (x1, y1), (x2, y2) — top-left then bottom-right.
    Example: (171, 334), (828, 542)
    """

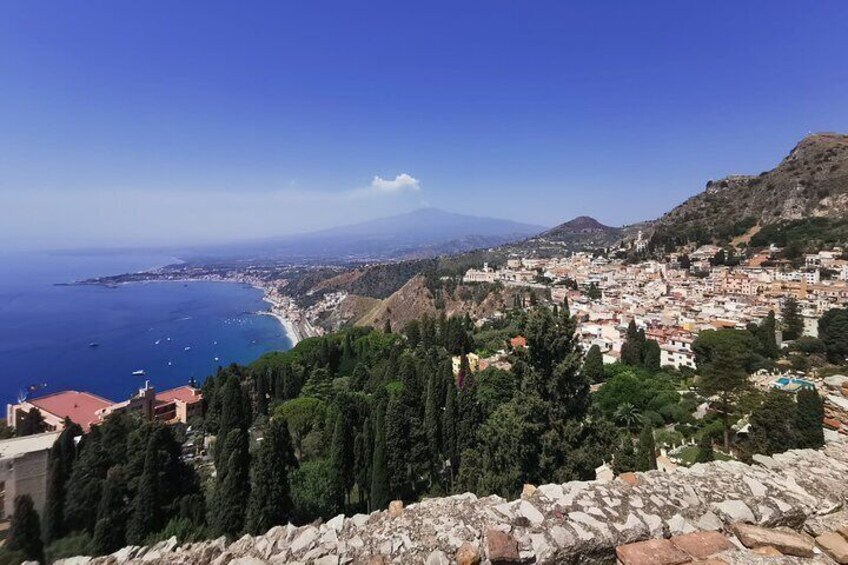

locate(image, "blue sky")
(1, 1), (847, 248)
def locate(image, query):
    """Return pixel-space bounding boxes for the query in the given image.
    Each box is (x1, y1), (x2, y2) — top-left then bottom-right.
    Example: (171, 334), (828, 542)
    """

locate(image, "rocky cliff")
(56, 440), (848, 564)
(649, 132), (848, 248)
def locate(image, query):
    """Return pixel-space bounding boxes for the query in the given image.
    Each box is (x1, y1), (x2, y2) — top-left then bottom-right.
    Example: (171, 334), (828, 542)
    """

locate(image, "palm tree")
(614, 403), (643, 432)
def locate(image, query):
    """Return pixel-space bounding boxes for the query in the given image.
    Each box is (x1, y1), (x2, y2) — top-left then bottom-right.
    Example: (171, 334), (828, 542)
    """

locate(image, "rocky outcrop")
(649, 132), (848, 247)
(57, 441), (848, 564)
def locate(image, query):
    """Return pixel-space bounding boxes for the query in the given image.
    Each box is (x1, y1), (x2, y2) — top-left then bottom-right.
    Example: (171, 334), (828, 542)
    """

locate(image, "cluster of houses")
(465, 246), (848, 371)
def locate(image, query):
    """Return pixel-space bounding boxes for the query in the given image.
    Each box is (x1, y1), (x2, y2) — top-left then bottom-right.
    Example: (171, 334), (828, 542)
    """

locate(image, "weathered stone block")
(485, 528), (520, 564)
(670, 531), (735, 560)
(732, 523), (814, 557)
(615, 538), (691, 565)
(817, 531), (848, 564)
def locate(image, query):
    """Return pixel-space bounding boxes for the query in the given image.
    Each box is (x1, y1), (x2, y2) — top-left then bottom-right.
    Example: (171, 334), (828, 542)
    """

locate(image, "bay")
(0, 251), (291, 405)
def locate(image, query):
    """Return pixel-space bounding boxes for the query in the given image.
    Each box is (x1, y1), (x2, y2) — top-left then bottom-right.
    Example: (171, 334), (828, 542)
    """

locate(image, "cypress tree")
(643, 339), (661, 372)
(635, 425), (657, 471)
(213, 428), (251, 538)
(782, 297), (803, 341)
(354, 416), (372, 511)
(383, 319), (392, 334)
(582, 344), (605, 383)
(795, 388), (825, 449)
(694, 435), (714, 463)
(384, 393), (410, 499)
(329, 414), (348, 513)
(443, 380), (458, 485)
(749, 391), (797, 455)
(423, 371), (441, 479)
(255, 370), (269, 417)
(759, 311), (780, 359)
(216, 373), (251, 470)
(92, 467), (129, 554)
(369, 405), (390, 510)
(64, 428), (109, 534)
(43, 423), (81, 543)
(612, 436), (636, 474)
(621, 320), (644, 366)
(7, 495), (43, 563)
(246, 419), (296, 534)
(126, 428), (170, 545)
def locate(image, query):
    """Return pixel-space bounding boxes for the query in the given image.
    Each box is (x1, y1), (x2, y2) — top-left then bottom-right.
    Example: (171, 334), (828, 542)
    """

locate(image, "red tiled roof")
(510, 336), (527, 348)
(155, 385), (201, 405)
(28, 390), (113, 431)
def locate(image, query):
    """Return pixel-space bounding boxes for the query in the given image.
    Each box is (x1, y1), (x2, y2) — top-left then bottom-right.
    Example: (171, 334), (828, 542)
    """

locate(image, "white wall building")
(0, 431), (62, 521)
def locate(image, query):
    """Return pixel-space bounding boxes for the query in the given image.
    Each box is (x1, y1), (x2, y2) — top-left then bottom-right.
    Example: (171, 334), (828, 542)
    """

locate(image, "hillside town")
(464, 245), (848, 370)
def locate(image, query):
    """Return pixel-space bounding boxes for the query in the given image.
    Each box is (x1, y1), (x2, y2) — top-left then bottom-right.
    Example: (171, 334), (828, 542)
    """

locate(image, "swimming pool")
(772, 377), (815, 392)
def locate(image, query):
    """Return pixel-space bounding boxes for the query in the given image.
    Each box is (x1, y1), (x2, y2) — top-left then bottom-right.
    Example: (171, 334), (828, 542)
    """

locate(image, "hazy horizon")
(2, 1), (848, 250)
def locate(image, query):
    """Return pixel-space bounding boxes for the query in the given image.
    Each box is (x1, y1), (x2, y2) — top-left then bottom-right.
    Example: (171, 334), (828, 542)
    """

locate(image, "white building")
(0, 431), (62, 521)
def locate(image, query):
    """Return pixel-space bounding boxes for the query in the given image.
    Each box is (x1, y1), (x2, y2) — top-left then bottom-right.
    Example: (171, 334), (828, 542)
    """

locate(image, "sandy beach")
(256, 284), (319, 347)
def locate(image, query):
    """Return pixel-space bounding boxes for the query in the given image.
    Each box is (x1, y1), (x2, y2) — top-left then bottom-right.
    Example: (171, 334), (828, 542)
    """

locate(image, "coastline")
(260, 310), (302, 347)
(255, 284), (320, 348)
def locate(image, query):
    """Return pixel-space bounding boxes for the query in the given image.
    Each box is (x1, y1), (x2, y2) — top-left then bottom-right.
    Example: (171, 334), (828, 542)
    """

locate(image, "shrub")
(45, 532), (92, 563)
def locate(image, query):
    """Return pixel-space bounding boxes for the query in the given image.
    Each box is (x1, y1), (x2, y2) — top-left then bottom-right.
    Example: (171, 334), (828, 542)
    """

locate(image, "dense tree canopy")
(819, 307), (848, 363)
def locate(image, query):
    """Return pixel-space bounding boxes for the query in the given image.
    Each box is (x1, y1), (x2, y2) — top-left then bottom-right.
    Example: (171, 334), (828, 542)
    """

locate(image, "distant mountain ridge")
(187, 208), (546, 262)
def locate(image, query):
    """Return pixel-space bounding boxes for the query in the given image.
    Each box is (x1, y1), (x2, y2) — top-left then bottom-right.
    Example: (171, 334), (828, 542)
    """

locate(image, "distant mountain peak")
(541, 215), (616, 238)
(558, 216), (613, 231)
(190, 208), (546, 262)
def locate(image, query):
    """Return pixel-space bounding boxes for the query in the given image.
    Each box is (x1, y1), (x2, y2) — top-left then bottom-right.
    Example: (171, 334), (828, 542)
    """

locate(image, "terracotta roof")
(510, 336), (527, 348)
(28, 390), (113, 431)
(155, 385), (202, 405)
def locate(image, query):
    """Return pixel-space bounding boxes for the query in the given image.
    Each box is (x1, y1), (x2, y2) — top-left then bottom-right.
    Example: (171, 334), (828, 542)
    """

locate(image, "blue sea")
(0, 251), (291, 405)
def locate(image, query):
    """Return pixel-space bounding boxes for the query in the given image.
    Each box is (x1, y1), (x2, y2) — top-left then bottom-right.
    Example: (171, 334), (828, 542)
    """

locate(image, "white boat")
(132, 369), (146, 376)
(184, 346), (191, 351)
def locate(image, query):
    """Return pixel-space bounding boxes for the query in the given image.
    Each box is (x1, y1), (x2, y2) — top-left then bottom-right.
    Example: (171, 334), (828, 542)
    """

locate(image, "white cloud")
(370, 173), (421, 194)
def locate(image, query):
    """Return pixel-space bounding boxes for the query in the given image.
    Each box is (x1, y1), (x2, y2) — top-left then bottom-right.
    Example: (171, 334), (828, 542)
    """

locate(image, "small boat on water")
(89, 342), (99, 347)
(184, 346), (191, 351)
(132, 369), (146, 376)
(214, 357), (220, 362)
(155, 339), (161, 345)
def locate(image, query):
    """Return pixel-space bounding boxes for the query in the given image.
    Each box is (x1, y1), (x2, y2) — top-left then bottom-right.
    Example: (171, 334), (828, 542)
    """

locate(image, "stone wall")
(57, 440), (848, 564)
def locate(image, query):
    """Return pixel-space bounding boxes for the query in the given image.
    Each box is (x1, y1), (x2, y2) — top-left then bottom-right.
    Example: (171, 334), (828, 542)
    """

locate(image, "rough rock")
(388, 500), (404, 517)
(455, 542), (480, 565)
(55, 440), (848, 565)
(750, 545), (783, 557)
(521, 484), (537, 499)
(670, 531), (736, 560)
(732, 523), (815, 557)
(425, 549), (450, 565)
(485, 528), (519, 564)
(816, 531), (848, 563)
(616, 538), (691, 565)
